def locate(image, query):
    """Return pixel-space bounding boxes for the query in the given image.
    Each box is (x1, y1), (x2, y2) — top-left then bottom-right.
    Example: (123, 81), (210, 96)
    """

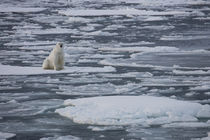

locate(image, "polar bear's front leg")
(53, 54), (61, 71)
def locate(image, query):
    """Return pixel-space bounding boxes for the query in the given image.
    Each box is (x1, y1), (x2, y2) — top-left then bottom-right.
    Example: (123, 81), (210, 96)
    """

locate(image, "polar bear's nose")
(60, 44), (63, 48)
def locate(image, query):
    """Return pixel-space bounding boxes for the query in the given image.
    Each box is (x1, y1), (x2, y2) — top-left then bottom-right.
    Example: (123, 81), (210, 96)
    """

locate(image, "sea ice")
(57, 83), (142, 96)
(55, 96), (210, 126)
(0, 131), (16, 140)
(40, 135), (81, 140)
(0, 6), (46, 13)
(99, 46), (179, 53)
(0, 64), (116, 75)
(87, 126), (123, 131)
(160, 35), (210, 40)
(162, 122), (210, 128)
(173, 70), (210, 75)
(58, 9), (189, 17)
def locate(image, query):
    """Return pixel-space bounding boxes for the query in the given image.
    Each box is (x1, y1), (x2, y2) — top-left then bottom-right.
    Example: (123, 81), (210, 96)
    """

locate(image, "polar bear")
(42, 42), (64, 71)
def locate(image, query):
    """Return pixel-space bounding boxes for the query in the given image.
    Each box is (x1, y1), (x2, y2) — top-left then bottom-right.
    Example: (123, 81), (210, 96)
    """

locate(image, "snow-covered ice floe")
(173, 69), (210, 75)
(55, 96), (210, 126)
(0, 64), (115, 75)
(58, 9), (189, 17)
(0, 6), (46, 13)
(0, 131), (16, 140)
(40, 135), (80, 140)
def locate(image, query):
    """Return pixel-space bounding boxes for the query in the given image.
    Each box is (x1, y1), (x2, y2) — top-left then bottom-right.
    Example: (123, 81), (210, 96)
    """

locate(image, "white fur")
(42, 42), (64, 71)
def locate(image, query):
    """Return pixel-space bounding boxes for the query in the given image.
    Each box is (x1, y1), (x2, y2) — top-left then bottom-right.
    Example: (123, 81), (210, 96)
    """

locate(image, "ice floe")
(173, 69), (210, 75)
(5, 41), (56, 47)
(0, 99), (63, 117)
(190, 85), (210, 91)
(120, 0), (210, 6)
(99, 46), (179, 53)
(57, 83), (142, 96)
(160, 35), (210, 40)
(40, 135), (81, 140)
(88, 126), (123, 131)
(143, 16), (167, 21)
(162, 122), (210, 128)
(0, 131), (16, 140)
(58, 9), (189, 17)
(0, 64), (115, 75)
(30, 28), (78, 35)
(138, 25), (175, 30)
(0, 6), (46, 13)
(55, 96), (210, 125)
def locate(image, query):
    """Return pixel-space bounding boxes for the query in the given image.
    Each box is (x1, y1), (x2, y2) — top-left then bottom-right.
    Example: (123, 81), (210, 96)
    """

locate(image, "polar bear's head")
(55, 42), (64, 52)
(56, 42), (63, 48)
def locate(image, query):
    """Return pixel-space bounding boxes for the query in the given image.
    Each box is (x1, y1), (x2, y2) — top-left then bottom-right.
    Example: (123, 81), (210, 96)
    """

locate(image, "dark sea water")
(0, 0), (210, 139)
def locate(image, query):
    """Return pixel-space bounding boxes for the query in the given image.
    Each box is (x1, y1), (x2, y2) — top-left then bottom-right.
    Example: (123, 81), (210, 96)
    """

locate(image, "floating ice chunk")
(55, 96), (210, 125)
(98, 72), (153, 78)
(5, 41), (56, 46)
(173, 65), (210, 70)
(58, 9), (189, 17)
(68, 17), (91, 23)
(197, 105), (210, 118)
(0, 99), (63, 117)
(40, 135), (81, 140)
(143, 16), (167, 21)
(205, 92), (210, 95)
(119, 41), (155, 46)
(190, 85), (210, 91)
(120, 0), (210, 6)
(162, 122), (210, 128)
(99, 59), (171, 71)
(185, 92), (198, 97)
(141, 77), (196, 87)
(88, 126), (123, 131)
(0, 131), (16, 139)
(139, 25), (175, 30)
(57, 83), (142, 96)
(194, 17), (210, 20)
(103, 24), (126, 31)
(173, 69), (210, 75)
(0, 64), (116, 75)
(81, 54), (124, 59)
(160, 35), (210, 40)
(0, 6), (46, 13)
(195, 99), (210, 104)
(99, 46), (179, 53)
(30, 28), (78, 35)
(83, 30), (118, 36)
(193, 135), (210, 140)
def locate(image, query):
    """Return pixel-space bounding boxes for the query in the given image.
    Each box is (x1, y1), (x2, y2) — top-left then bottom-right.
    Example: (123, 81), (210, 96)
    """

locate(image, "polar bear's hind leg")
(42, 58), (50, 69)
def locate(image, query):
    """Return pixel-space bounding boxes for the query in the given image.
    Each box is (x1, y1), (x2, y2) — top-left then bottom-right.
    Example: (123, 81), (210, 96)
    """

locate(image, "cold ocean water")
(0, 0), (210, 139)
